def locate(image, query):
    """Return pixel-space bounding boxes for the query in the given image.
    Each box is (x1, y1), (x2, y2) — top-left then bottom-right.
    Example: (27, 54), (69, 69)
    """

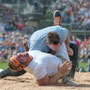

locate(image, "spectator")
(54, 0), (90, 30)
(86, 52), (90, 72)
(80, 43), (88, 62)
(71, 35), (80, 47)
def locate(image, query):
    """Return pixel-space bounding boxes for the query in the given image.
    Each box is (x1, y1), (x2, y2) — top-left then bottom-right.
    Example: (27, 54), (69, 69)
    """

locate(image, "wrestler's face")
(9, 52), (33, 72)
(14, 52), (33, 63)
(47, 43), (60, 52)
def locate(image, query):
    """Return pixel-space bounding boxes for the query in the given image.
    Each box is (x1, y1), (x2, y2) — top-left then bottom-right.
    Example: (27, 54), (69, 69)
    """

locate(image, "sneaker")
(63, 80), (79, 86)
(54, 10), (62, 26)
(69, 78), (75, 81)
(62, 77), (79, 86)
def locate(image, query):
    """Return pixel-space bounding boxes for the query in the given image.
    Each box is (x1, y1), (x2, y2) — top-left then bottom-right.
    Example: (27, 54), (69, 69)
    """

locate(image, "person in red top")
(18, 22), (24, 30)
(71, 35), (80, 47)
(82, 38), (88, 47)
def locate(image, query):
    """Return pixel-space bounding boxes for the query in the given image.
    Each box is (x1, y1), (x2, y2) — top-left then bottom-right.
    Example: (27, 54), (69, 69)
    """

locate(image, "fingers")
(63, 60), (72, 67)
(57, 60), (72, 76)
(68, 48), (74, 56)
(58, 62), (60, 66)
(62, 60), (72, 71)
(57, 62), (60, 70)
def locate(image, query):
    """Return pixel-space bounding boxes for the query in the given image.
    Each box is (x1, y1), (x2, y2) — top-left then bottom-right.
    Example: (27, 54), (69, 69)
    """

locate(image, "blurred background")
(0, 0), (90, 72)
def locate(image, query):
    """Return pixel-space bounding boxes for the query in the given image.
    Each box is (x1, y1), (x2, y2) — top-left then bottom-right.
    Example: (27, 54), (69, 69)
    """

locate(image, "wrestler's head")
(46, 32), (61, 52)
(8, 52), (33, 71)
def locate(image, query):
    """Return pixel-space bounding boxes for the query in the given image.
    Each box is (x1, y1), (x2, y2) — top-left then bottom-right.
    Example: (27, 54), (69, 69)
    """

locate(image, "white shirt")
(25, 50), (62, 80)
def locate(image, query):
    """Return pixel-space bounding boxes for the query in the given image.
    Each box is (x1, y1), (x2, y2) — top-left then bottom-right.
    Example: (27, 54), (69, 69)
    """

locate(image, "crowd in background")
(0, 0), (90, 32)
(71, 35), (90, 72)
(71, 35), (90, 61)
(0, 5), (24, 32)
(0, 31), (30, 61)
(54, 0), (90, 30)
(0, 5), (37, 34)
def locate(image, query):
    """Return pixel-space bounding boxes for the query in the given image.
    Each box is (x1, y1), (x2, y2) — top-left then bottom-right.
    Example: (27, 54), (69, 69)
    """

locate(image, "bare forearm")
(65, 30), (70, 49)
(37, 61), (72, 86)
(37, 73), (63, 86)
(47, 72), (62, 85)
(47, 60), (72, 85)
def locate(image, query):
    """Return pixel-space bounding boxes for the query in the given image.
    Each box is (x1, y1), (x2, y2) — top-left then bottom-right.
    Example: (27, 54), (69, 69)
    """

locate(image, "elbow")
(37, 74), (49, 86)
(37, 82), (47, 86)
(37, 80), (49, 86)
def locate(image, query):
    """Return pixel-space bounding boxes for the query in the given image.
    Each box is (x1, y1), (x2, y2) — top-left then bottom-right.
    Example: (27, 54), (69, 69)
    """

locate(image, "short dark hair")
(47, 32), (60, 45)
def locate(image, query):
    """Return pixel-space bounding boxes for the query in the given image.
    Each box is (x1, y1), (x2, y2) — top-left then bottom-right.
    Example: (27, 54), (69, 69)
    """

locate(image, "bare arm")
(37, 61), (72, 86)
(65, 30), (70, 49)
(37, 73), (62, 86)
(65, 30), (74, 56)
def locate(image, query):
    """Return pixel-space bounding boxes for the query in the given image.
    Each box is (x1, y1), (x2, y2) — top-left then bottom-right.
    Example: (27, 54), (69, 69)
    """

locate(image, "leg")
(0, 68), (26, 78)
(69, 43), (79, 78)
(55, 43), (78, 85)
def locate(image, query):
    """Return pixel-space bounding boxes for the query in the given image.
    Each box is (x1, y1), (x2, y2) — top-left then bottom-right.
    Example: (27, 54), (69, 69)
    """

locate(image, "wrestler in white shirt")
(9, 50), (72, 85)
